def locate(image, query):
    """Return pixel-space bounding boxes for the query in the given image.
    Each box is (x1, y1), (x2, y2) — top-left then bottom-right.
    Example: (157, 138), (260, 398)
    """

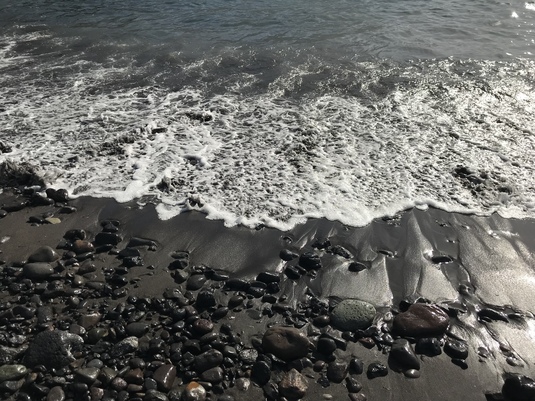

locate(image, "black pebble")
(367, 362), (388, 379)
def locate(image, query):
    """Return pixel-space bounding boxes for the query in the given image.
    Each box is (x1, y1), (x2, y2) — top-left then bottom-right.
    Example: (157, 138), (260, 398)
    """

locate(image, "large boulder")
(23, 330), (83, 369)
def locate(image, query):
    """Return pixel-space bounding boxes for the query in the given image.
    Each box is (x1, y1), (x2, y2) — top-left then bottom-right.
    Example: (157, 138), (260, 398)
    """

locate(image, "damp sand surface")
(1, 192), (535, 400)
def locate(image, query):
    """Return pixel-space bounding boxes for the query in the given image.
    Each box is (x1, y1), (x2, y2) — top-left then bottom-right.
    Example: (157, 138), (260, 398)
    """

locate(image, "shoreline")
(1, 189), (534, 400)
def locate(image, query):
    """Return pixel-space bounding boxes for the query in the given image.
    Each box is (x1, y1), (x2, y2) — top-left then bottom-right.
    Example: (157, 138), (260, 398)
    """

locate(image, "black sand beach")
(1, 187), (535, 401)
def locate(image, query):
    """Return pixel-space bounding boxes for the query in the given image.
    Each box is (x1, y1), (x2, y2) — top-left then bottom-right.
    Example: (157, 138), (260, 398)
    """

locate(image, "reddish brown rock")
(262, 326), (311, 361)
(392, 303), (449, 337)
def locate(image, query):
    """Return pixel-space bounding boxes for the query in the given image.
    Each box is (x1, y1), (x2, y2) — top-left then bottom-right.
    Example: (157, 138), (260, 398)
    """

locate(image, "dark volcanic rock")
(262, 326), (311, 361)
(251, 361), (271, 385)
(389, 339), (420, 370)
(22, 263), (54, 280)
(392, 303), (449, 337)
(28, 246), (60, 263)
(298, 252), (322, 270)
(327, 361), (348, 383)
(502, 374), (535, 401)
(415, 337), (442, 356)
(94, 232), (122, 246)
(153, 364), (176, 391)
(367, 362), (388, 379)
(194, 349), (224, 373)
(444, 339), (469, 360)
(23, 330), (83, 369)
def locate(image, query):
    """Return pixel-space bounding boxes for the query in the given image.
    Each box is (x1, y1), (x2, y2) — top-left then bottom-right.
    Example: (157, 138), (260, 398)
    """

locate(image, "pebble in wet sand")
(392, 303), (449, 337)
(262, 326), (311, 361)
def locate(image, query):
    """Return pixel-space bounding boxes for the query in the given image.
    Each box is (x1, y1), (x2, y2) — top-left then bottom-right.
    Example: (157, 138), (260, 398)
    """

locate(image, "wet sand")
(1, 190), (535, 400)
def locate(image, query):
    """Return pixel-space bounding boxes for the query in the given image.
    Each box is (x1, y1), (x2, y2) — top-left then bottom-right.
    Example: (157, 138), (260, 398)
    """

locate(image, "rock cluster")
(0, 186), (530, 401)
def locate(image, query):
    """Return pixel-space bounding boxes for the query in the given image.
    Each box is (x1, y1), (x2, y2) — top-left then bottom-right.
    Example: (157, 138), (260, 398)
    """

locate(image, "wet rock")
(502, 374), (535, 401)
(317, 337), (337, 355)
(478, 308), (509, 323)
(280, 249), (298, 261)
(72, 240), (95, 254)
(392, 303), (449, 337)
(75, 367), (100, 384)
(187, 275), (207, 291)
(183, 381), (206, 401)
(279, 368), (308, 399)
(257, 272), (280, 284)
(94, 232), (122, 246)
(201, 367), (224, 383)
(0, 365), (27, 383)
(330, 299), (376, 331)
(23, 263), (54, 280)
(153, 364), (176, 391)
(46, 188), (69, 202)
(45, 217), (61, 224)
(348, 262), (367, 272)
(194, 349), (224, 373)
(262, 326), (311, 361)
(110, 336), (138, 357)
(349, 357), (364, 375)
(346, 377), (363, 393)
(78, 312), (101, 329)
(0, 346), (25, 365)
(46, 386), (65, 401)
(196, 289), (216, 310)
(145, 389), (169, 401)
(389, 339), (420, 370)
(126, 322), (149, 338)
(299, 252), (322, 270)
(252, 360), (271, 385)
(23, 330), (83, 369)
(415, 337), (442, 356)
(366, 362), (388, 379)
(444, 339), (469, 360)
(28, 246), (60, 263)
(327, 361), (348, 383)
(125, 368), (144, 384)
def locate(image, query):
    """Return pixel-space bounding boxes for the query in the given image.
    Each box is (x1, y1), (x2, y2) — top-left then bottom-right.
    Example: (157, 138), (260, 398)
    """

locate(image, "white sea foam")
(1, 33), (535, 230)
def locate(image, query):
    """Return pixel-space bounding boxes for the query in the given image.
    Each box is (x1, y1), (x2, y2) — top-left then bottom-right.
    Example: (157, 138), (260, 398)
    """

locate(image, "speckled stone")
(330, 300), (376, 331)
(279, 368), (308, 399)
(23, 330), (84, 369)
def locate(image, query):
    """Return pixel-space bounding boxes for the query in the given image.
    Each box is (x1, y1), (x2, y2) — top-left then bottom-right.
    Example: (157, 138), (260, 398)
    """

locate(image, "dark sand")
(1, 190), (535, 400)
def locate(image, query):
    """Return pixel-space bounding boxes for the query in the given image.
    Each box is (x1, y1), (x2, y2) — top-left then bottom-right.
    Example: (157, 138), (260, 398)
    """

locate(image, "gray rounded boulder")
(330, 299), (376, 331)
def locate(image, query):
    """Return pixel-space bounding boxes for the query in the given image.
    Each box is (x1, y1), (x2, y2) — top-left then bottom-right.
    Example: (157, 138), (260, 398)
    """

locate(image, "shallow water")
(1, 0), (535, 229)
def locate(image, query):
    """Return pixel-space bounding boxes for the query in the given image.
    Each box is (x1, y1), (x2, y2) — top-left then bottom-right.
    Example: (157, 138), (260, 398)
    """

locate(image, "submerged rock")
(262, 326), (311, 361)
(330, 299), (376, 331)
(392, 303), (449, 337)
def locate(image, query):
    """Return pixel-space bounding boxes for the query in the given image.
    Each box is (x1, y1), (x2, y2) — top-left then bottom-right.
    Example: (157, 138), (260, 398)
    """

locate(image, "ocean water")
(0, 0), (534, 229)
